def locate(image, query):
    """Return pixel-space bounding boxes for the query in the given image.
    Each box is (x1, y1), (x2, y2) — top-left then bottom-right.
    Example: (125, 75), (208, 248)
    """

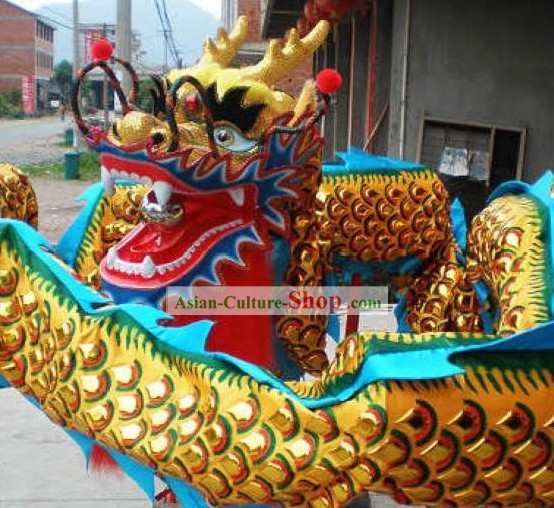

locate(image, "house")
(263, 0), (554, 216)
(0, 0), (55, 114)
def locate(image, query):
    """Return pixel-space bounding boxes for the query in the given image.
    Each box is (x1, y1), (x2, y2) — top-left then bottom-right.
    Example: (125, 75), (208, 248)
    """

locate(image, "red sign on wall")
(85, 30), (105, 61)
(21, 75), (35, 116)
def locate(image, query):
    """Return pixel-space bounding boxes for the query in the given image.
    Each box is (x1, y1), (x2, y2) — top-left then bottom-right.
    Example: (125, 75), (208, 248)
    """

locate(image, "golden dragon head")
(72, 17), (330, 290)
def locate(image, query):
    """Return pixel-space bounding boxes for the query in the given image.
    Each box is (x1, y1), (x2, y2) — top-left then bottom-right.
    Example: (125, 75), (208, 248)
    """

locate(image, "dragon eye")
(215, 128), (233, 145)
(213, 125), (258, 153)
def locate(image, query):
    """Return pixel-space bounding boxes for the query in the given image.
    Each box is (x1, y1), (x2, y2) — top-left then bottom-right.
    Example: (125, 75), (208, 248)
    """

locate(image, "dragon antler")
(239, 21), (330, 85)
(199, 15), (249, 67)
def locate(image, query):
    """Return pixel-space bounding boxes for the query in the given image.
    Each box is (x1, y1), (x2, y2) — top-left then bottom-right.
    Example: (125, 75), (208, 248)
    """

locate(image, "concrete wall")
(389, 0), (554, 181)
(222, 0), (238, 32)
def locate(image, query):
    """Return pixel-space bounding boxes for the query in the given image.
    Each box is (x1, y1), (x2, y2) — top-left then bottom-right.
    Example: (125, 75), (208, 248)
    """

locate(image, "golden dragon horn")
(199, 15), (249, 67)
(238, 21), (330, 85)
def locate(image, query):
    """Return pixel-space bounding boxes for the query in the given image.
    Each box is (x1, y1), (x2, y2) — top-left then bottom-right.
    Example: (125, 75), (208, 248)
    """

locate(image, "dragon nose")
(150, 128), (171, 150)
(107, 112), (161, 145)
(110, 119), (122, 141)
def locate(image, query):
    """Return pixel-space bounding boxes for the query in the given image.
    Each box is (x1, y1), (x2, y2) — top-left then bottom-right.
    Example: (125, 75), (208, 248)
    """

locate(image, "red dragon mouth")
(99, 153), (259, 289)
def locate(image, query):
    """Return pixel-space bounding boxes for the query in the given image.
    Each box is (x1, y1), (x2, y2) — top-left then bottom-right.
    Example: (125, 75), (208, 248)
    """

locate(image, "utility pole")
(116, 0), (132, 93)
(163, 30), (168, 73)
(72, 0), (81, 152)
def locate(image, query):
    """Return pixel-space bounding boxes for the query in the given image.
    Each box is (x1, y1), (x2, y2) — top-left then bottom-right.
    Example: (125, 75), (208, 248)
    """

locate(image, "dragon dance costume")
(1, 15), (554, 508)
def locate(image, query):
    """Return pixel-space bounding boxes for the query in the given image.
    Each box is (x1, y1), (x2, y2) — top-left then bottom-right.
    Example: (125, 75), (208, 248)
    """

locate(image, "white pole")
(72, 0), (81, 152)
(117, 0), (132, 93)
(398, 0), (411, 160)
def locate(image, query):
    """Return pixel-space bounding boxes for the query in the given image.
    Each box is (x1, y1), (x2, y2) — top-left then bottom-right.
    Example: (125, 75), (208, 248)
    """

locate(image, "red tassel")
(90, 444), (121, 474)
(155, 488), (178, 503)
(345, 273), (362, 336)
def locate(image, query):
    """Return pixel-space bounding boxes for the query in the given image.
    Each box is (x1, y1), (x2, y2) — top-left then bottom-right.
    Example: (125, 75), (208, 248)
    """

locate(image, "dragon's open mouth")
(99, 153), (258, 289)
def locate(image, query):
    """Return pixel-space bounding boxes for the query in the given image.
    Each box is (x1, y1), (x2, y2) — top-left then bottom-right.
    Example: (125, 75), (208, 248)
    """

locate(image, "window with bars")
(418, 116), (526, 219)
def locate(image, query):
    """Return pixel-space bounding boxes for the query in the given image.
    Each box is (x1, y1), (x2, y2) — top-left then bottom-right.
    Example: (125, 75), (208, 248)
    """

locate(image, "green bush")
(136, 78), (156, 114)
(0, 88), (23, 118)
(20, 150), (101, 181)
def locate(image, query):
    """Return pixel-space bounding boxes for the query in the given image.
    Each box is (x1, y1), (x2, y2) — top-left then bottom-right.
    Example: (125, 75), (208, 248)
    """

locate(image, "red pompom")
(316, 69), (342, 94)
(185, 93), (199, 112)
(91, 39), (114, 61)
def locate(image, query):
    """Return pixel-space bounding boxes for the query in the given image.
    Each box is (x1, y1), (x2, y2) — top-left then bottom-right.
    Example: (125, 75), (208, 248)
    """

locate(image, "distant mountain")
(37, 0), (219, 67)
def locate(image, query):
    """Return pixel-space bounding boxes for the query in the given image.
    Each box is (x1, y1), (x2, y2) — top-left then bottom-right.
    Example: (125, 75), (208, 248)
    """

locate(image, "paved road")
(0, 117), (69, 165)
(0, 117), (66, 149)
(0, 390), (154, 508)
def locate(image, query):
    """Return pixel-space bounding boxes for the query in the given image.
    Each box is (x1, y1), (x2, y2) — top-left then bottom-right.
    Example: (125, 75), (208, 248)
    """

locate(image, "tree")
(0, 88), (22, 118)
(52, 59), (92, 108)
(136, 78), (155, 114)
(52, 60), (73, 104)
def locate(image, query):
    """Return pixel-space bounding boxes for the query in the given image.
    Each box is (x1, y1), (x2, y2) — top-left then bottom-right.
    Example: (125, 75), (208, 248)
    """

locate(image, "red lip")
(100, 185), (258, 289)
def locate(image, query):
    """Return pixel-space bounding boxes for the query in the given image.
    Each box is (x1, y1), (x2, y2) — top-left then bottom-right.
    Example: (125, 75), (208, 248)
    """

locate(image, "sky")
(8, 0), (221, 19)
(7, 0), (222, 66)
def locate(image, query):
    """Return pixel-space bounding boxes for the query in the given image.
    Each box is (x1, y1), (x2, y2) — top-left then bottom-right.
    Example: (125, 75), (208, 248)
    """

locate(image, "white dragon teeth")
(227, 187), (245, 206)
(101, 166), (115, 196)
(100, 165), (153, 195)
(141, 256), (156, 279)
(106, 247), (116, 268)
(153, 181), (173, 207)
(105, 220), (245, 278)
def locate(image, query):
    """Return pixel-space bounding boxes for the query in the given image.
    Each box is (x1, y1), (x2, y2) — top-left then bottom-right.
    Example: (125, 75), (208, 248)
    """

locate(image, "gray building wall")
(389, 0), (554, 181)
(316, 3), (394, 158)
(368, 0), (393, 155)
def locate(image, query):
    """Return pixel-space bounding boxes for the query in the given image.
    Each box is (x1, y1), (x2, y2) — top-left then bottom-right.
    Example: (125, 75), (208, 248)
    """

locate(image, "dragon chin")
(98, 151), (262, 289)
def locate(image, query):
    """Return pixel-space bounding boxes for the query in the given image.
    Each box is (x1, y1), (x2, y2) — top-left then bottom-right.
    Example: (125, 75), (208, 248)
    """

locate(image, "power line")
(153, 0), (181, 69)
(160, 0), (180, 65)
(37, 12), (72, 30)
(153, 0), (168, 67)
(42, 5), (72, 23)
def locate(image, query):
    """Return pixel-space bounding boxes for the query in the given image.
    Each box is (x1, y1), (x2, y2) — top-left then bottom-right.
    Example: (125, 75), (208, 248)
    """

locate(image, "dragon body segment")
(2, 220), (554, 507)
(0, 164), (38, 228)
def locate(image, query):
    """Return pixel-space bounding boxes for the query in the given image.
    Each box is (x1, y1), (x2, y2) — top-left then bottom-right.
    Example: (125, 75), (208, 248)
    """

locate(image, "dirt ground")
(30, 175), (93, 243)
